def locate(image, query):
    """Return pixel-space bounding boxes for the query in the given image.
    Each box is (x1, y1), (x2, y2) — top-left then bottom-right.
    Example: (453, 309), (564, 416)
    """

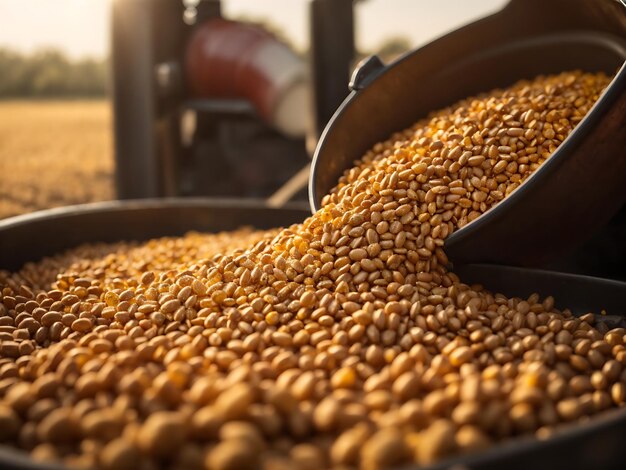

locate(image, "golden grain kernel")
(137, 412), (187, 457)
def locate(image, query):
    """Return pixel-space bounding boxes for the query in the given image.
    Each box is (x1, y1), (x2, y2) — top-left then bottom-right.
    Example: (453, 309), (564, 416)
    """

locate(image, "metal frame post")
(309, 0), (355, 137)
(111, 0), (160, 199)
(111, 0), (186, 199)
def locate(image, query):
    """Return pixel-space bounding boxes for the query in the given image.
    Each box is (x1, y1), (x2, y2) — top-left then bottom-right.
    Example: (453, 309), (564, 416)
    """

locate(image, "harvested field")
(0, 100), (114, 219)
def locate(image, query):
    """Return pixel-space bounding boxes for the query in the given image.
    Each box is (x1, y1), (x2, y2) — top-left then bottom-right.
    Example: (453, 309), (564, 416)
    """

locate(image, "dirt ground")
(0, 100), (114, 219)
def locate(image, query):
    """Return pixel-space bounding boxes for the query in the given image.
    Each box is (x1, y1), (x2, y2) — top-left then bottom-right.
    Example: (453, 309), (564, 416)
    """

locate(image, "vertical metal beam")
(111, 0), (161, 199)
(309, 0), (355, 137)
(153, 0), (188, 197)
(111, 0), (188, 199)
(186, 1), (224, 196)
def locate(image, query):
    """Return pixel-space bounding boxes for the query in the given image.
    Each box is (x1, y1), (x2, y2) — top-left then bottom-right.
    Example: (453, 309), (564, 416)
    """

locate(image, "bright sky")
(0, 0), (111, 58)
(0, 0), (508, 59)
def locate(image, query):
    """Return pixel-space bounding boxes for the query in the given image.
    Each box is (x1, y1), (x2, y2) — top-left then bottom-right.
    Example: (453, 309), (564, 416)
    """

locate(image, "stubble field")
(0, 100), (114, 219)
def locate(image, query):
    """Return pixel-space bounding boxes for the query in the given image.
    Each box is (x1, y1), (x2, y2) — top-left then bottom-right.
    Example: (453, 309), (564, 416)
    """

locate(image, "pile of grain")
(1, 71), (624, 470)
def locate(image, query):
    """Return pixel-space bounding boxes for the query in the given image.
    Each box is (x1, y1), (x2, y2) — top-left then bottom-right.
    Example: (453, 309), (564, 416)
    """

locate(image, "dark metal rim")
(457, 263), (626, 291)
(0, 198), (312, 271)
(0, 197), (309, 232)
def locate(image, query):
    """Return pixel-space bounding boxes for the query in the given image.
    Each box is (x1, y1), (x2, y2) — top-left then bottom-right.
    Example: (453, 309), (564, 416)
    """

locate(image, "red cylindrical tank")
(185, 18), (310, 137)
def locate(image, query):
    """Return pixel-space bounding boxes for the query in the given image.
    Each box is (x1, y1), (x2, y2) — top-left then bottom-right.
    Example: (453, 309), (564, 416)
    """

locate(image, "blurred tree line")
(0, 48), (108, 98)
(0, 30), (409, 99)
